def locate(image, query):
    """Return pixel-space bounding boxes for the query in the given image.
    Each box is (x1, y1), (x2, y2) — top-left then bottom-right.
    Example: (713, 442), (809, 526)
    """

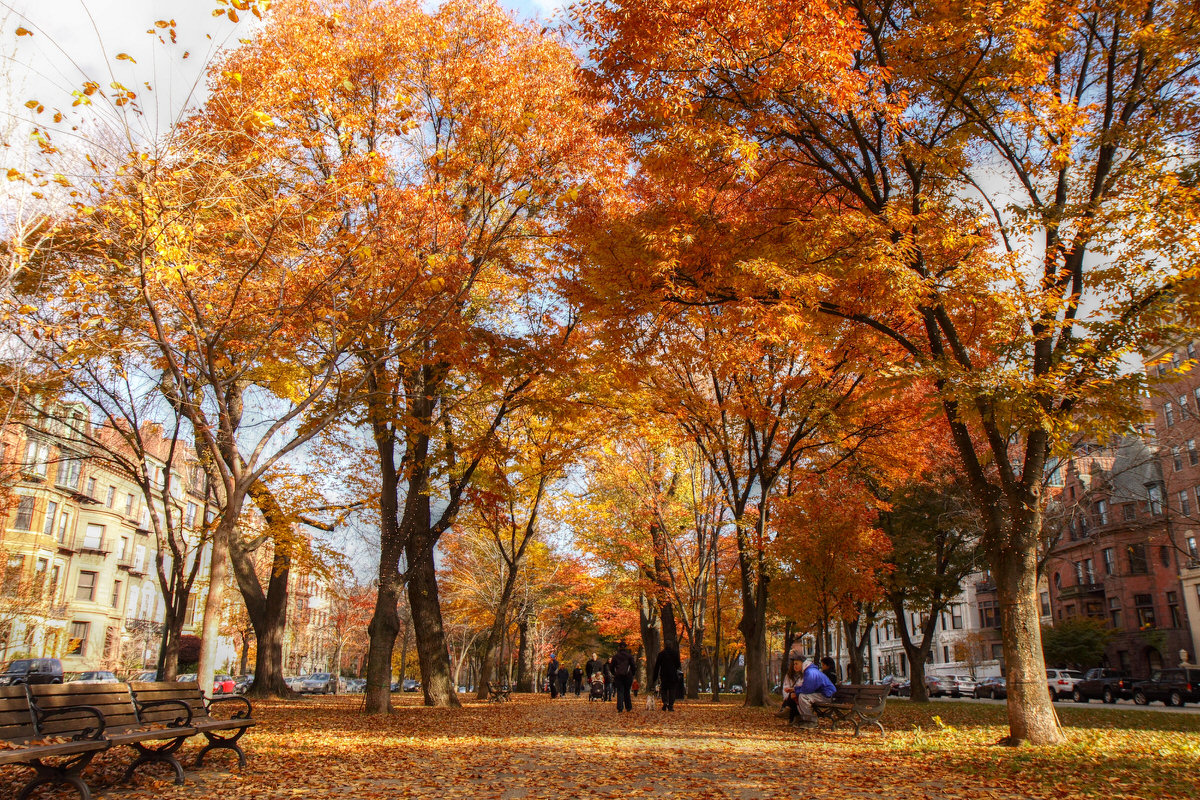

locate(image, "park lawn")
(18, 694), (1195, 800)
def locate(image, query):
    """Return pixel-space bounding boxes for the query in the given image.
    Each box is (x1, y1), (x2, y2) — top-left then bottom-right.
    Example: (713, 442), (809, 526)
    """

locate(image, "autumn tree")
(575, 0), (1200, 743)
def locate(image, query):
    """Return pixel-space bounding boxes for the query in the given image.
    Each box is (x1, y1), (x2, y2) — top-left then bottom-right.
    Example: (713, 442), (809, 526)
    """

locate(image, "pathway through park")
(59, 693), (1199, 800)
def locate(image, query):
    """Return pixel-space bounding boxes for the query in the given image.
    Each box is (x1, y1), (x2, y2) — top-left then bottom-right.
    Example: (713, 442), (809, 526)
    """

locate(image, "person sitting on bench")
(791, 655), (837, 729)
(776, 655), (805, 721)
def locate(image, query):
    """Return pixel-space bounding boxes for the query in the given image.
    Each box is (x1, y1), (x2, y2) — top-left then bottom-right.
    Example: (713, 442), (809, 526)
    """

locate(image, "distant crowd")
(545, 640), (684, 713)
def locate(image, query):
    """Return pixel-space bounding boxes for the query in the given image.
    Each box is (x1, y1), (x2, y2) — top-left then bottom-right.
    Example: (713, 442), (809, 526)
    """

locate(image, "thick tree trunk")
(159, 610), (185, 681)
(241, 557), (292, 698)
(197, 518), (235, 699)
(475, 569), (519, 700)
(739, 588), (769, 706)
(365, 579), (400, 713)
(238, 634), (250, 676)
(407, 532), (459, 707)
(515, 615), (531, 692)
(364, 396), (403, 715)
(996, 542), (1063, 745)
(638, 591), (660, 685)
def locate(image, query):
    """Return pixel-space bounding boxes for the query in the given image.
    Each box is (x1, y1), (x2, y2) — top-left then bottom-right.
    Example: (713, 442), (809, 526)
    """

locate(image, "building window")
(1187, 536), (1199, 561)
(1181, 491), (1192, 517)
(1182, 394), (1191, 419)
(66, 621), (89, 655)
(1128, 543), (1148, 574)
(951, 606), (963, 629)
(1149, 485), (1164, 515)
(1161, 545), (1172, 567)
(117, 537), (129, 561)
(1173, 446), (1183, 471)
(49, 564), (60, 601)
(124, 493), (134, 516)
(55, 456), (81, 490)
(1168, 591), (1181, 628)
(185, 502), (198, 527)
(133, 545), (146, 572)
(991, 644), (1004, 660)
(12, 496), (35, 530)
(1109, 597), (1122, 628)
(1079, 514), (1089, 535)
(979, 601), (1000, 629)
(82, 524), (104, 550)
(1074, 561), (1085, 584)
(1190, 441), (1199, 467)
(42, 500), (58, 537)
(85, 477), (96, 496)
(1134, 594), (1156, 628)
(105, 486), (115, 508)
(942, 645), (950, 663)
(1084, 558), (1095, 582)
(1118, 650), (1131, 672)
(1040, 592), (1051, 616)
(56, 511), (70, 543)
(1123, 503), (1136, 521)
(75, 570), (97, 602)
(1166, 402), (1176, 426)
(1102, 547), (1116, 575)
(1096, 500), (1108, 525)
(111, 580), (123, 609)
(22, 439), (49, 478)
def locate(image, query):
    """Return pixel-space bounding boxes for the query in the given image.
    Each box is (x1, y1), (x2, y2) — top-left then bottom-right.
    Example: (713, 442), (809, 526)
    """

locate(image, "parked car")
(1131, 668), (1200, 707)
(285, 675), (306, 692)
(70, 671), (118, 684)
(177, 672), (236, 694)
(345, 678), (366, 693)
(1046, 668), (1084, 700)
(973, 676), (1007, 699)
(130, 670), (160, 682)
(402, 678), (420, 692)
(1072, 668), (1133, 704)
(299, 672), (346, 694)
(944, 674), (978, 698)
(0, 657), (63, 686)
(235, 674), (254, 694)
(728, 684), (744, 694)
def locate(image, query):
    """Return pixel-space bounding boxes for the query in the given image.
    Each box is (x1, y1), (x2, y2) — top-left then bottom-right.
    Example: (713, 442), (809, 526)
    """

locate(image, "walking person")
(585, 652), (600, 681)
(556, 663), (569, 698)
(651, 642), (682, 711)
(546, 654), (560, 698)
(611, 641), (636, 713)
(602, 658), (614, 701)
(572, 664), (584, 697)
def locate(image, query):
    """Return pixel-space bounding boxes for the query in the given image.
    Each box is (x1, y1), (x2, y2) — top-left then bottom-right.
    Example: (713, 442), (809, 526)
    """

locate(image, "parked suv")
(1046, 669), (1084, 700)
(945, 674), (978, 698)
(1131, 668), (1200, 707)
(0, 658), (64, 686)
(1072, 669), (1133, 704)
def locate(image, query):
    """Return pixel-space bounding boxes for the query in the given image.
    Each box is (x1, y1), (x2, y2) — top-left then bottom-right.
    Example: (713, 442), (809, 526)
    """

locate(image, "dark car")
(0, 657), (64, 686)
(974, 676), (1007, 699)
(1131, 668), (1200, 707)
(1072, 668), (1133, 704)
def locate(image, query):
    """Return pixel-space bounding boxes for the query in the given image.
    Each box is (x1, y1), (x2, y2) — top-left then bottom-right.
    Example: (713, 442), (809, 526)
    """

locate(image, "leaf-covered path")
(38, 693), (1200, 800)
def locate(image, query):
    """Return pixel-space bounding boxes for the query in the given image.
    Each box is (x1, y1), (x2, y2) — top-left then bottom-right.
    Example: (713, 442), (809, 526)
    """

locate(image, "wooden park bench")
(0, 684), (108, 800)
(485, 682), (512, 703)
(28, 682), (194, 786)
(812, 684), (889, 737)
(129, 681), (254, 768)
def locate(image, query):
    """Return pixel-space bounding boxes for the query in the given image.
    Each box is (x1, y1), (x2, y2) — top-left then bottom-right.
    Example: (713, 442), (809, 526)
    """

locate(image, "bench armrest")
(136, 698), (194, 728)
(35, 704), (107, 741)
(208, 695), (252, 719)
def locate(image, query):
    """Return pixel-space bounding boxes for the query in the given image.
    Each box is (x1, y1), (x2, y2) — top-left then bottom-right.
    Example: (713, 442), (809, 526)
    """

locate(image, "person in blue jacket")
(791, 655), (837, 729)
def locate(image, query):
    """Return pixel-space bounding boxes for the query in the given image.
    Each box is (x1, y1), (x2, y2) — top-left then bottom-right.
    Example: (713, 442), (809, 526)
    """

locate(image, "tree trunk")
(686, 631), (704, 699)
(407, 532), (459, 707)
(515, 614), (531, 692)
(159, 611), (184, 681)
(638, 590), (660, 685)
(238, 634), (250, 676)
(364, 398), (403, 715)
(739, 591), (768, 706)
(240, 552), (292, 698)
(197, 518), (235, 699)
(475, 568), (519, 700)
(996, 542), (1063, 745)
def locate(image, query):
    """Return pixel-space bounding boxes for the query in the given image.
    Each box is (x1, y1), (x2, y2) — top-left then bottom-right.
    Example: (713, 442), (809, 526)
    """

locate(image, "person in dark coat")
(556, 664), (569, 698)
(610, 641), (636, 713)
(546, 654), (560, 698)
(602, 658), (614, 701)
(652, 643), (682, 711)
(572, 665), (584, 697)
(820, 656), (840, 685)
(585, 652), (600, 680)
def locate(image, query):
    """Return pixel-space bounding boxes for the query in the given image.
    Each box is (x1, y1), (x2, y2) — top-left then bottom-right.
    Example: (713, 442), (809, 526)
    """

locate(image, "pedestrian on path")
(573, 665), (584, 697)
(585, 652), (600, 681)
(611, 641), (636, 713)
(546, 654), (560, 698)
(602, 658), (614, 701)
(652, 642), (682, 711)
(556, 664), (569, 698)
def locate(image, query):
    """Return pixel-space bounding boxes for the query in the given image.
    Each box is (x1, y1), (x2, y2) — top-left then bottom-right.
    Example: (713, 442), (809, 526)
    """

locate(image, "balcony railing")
(1058, 582), (1104, 600)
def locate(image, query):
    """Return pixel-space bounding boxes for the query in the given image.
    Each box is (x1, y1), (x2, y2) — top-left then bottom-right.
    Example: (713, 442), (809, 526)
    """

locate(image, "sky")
(1, 0), (568, 138)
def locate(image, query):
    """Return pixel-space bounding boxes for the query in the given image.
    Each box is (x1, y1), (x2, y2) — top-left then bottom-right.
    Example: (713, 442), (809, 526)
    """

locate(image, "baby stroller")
(588, 673), (604, 701)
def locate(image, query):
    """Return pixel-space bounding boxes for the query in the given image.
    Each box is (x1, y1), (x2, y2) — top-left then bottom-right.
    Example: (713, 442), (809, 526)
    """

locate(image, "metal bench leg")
(19, 754), (98, 800)
(196, 728), (248, 768)
(124, 740), (186, 785)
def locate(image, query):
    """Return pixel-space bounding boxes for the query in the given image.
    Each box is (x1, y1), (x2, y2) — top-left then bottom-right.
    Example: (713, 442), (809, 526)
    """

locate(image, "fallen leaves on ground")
(10, 695), (1199, 799)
